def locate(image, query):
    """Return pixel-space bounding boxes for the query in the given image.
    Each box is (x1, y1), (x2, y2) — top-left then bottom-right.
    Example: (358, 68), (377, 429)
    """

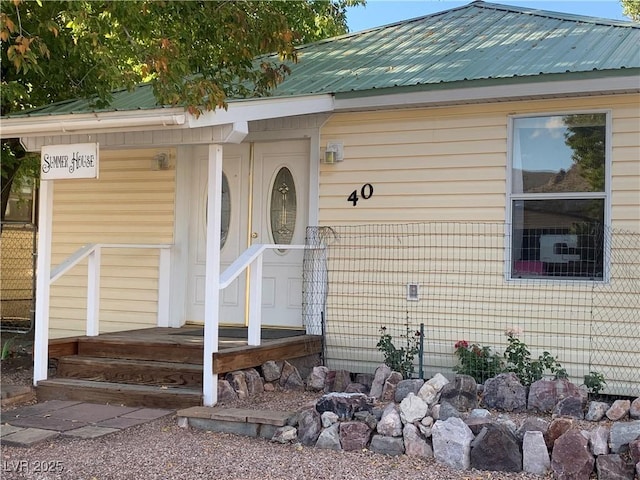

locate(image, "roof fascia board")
(334, 74), (640, 111)
(187, 94), (334, 128)
(1, 108), (187, 138)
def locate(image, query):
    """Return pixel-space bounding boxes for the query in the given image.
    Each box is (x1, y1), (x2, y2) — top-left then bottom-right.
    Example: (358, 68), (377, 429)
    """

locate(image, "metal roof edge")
(334, 71), (640, 111)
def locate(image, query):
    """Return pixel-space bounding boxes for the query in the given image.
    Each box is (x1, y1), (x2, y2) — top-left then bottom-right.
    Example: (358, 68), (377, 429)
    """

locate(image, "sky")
(346, 1), (632, 32)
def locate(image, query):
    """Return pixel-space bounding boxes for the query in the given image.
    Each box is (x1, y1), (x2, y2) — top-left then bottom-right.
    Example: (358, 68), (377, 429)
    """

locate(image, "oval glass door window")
(270, 167), (297, 246)
(207, 172), (231, 248)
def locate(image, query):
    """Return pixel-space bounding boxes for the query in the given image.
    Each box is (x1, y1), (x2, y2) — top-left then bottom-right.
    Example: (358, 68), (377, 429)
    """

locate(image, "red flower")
(454, 340), (469, 350)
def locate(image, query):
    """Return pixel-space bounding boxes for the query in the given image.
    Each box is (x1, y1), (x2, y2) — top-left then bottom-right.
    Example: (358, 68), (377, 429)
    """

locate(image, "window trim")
(505, 109), (612, 283)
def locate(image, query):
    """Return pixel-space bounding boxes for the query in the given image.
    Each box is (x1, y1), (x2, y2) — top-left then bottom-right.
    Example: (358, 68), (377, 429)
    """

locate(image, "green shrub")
(453, 340), (503, 383)
(377, 324), (421, 379)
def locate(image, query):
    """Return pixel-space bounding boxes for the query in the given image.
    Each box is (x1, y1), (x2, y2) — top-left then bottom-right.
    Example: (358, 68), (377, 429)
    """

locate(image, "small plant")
(377, 321), (421, 379)
(503, 329), (566, 386)
(584, 371), (606, 396)
(1, 337), (16, 360)
(453, 340), (503, 384)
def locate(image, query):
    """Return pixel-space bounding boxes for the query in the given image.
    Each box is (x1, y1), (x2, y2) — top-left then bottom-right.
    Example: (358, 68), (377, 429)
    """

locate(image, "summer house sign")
(41, 143), (99, 180)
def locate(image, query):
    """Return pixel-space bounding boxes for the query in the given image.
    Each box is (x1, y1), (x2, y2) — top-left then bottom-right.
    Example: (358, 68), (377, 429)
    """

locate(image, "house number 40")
(347, 183), (374, 206)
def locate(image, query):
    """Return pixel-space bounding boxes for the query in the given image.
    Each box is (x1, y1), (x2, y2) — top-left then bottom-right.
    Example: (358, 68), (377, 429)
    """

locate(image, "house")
(1, 1), (639, 403)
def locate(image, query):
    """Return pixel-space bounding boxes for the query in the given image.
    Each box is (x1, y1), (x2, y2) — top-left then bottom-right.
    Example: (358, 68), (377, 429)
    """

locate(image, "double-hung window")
(508, 112), (609, 281)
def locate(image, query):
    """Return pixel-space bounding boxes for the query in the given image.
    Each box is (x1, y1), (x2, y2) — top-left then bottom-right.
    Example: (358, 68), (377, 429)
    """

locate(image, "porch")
(37, 326), (323, 409)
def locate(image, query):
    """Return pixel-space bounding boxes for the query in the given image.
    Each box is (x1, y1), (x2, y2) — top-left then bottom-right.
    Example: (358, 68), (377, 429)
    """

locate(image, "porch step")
(36, 378), (202, 409)
(57, 356), (203, 388)
(77, 335), (203, 364)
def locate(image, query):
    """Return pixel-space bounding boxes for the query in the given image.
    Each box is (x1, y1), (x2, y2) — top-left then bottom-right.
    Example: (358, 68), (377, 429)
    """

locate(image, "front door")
(186, 140), (310, 327)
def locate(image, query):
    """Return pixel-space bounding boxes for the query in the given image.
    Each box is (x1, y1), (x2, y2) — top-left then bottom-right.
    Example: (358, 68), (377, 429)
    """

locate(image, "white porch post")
(33, 180), (54, 384)
(203, 144), (223, 406)
(86, 246), (101, 336)
(247, 255), (263, 346)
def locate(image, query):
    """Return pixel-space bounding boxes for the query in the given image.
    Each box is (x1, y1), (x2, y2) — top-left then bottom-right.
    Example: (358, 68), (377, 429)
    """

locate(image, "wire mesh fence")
(303, 222), (640, 397)
(1, 222), (37, 333)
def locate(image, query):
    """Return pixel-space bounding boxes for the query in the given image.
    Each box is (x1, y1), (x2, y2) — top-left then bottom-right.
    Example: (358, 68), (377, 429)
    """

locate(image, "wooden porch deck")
(38, 326), (323, 409)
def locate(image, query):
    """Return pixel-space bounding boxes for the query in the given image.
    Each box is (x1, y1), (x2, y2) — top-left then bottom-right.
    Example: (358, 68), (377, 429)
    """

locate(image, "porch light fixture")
(323, 141), (344, 164)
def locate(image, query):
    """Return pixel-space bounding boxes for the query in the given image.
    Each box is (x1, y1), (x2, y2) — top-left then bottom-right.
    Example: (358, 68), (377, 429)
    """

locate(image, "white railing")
(219, 243), (307, 346)
(49, 243), (173, 336)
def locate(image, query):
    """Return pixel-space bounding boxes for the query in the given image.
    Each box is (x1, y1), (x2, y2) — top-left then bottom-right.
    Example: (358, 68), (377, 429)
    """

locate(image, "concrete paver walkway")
(1, 399), (173, 446)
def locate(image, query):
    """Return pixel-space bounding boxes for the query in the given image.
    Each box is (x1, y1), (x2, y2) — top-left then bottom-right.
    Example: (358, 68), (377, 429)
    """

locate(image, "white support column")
(203, 144), (223, 406)
(86, 246), (101, 336)
(157, 247), (171, 327)
(247, 255), (263, 346)
(33, 180), (54, 384)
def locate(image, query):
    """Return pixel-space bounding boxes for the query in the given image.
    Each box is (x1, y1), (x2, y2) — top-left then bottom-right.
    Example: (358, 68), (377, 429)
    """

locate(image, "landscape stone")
(468, 408), (492, 419)
(321, 411), (339, 428)
(399, 393), (428, 424)
(217, 379), (239, 402)
(279, 361), (304, 391)
(545, 417), (575, 450)
(226, 371), (249, 399)
(339, 421), (371, 451)
(353, 411), (378, 430)
(403, 423), (433, 458)
(418, 416), (434, 438)
(331, 370), (352, 392)
(438, 401), (462, 421)
(377, 403), (403, 437)
(528, 378), (585, 413)
(516, 416), (549, 442)
(464, 416), (493, 435)
(609, 420), (640, 454)
(370, 434), (405, 456)
(630, 398), (640, 419)
(369, 364), (392, 400)
(381, 371), (403, 402)
(306, 366), (328, 391)
(585, 401), (610, 422)
(430, 404), (441, 420)
(482, 372), (527, 412)
(417, 383), (439, 406)
(355, 373), (375, 389)
(595, 454), (635, 480)
(297, 407), (321, 446)
(315, 423), (342, 451)
(395, 379), (425, 403)
(522, 430), (550, 475)
(432, 417), (475, 470)
(316, 392), (372, 421)
(344, 383), (368, 393)
(629, 438), (640, 463)
(425, 373), (450, 392)
(271, 425), (297, 444)
(261, 360), (281, 382)
(470, 423), (522, 472)
(553, 396), (584, 420)
(589, 425), (610, 456)
(243, 368), (264, 396)
(606, 399), (631, 421)
(551, 429), (594, 480)
(439, 374), (478, 412)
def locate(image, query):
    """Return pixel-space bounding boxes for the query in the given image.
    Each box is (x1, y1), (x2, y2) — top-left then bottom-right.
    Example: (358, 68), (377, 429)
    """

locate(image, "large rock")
(339, 421), (371, 451)
(585, 401), (610, 422)
(243, 368), (264, 396)
(545, 417), (575, 450)
(630, 398), (640, 420)
(279, 361), (304, 390)
(261, 360), (281, 382)
(589, 425), (610, 456)
(523, 430), (550, 475)
(381, 371), (403, 402)
(306, 366), (328, 392)
(630, 438), (640, 464)
(553, 396), (584, 420)
(439, 374), (478, 412)
(331, 370), (353, 393)
(606, 399), (631, 421)
(528, 378), (585, 413)
(377, 403), (403, 437)
(418, 373), (449, 406)
(470, 423), (522, 472)
(395, 379), (424, 403)
(271, 425), (297, 444)
(482, 373), (527, 412)
(226, 371), (249, 399)
(516, 416), (549, 442)
(321, 411), (339, 428)
(438, 401), (462, 421)
(609, 420), (640, 454)
(595, 454), (635, 480)
(315, 392), (372, 421)
(551, 429), (594, 480)
(315, 423), (342, 451)
(432, 417), (475, 470)
(399, 393), (428, 424)
(297, 407), (322, 446)
(369, 435), (405, 456)
(403, 423), (433, 458)
(369, 364), (392, 400)
(217, 379), (239, 402)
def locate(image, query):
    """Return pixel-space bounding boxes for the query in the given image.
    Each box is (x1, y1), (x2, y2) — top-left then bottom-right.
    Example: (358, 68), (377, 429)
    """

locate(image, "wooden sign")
(41, 143), (99, 180)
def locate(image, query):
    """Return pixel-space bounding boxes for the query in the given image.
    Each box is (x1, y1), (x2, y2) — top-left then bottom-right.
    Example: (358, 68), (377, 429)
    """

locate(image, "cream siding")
(318, 94), (639, 395)
(49, 148), (175, 338)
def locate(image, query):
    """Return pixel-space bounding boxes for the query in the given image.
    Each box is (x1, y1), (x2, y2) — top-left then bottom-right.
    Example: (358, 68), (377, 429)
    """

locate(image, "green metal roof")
(7, 1), (640, 118)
